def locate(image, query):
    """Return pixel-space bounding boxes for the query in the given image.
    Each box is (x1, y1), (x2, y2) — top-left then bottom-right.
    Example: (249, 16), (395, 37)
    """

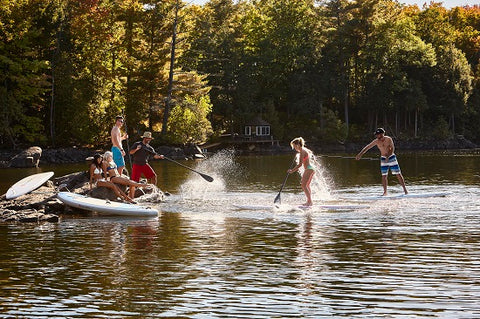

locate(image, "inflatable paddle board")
(6, 171), (54, 200)
(57, 192), (159, 217)
(355, 192), (451, 201)
(233, 203), (369, 211)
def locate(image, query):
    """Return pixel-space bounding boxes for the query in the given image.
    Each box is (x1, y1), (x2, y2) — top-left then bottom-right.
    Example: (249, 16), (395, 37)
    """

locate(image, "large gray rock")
(9, 146), (42, 168)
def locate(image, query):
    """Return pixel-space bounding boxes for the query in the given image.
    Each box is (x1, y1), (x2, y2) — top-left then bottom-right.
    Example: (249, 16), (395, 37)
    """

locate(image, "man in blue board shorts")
(355, 128), (408, 196)
(111, 115), (128, 175)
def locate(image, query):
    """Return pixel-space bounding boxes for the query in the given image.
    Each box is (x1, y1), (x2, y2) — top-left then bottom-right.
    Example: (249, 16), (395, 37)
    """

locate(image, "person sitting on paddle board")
(111, 115), (128, 176)
(103, 151), (147, 199)
(356, 128), (408, 196)
(89, 153), (134, 203)
(129, 132), (164, 185)
(287, 137), (315, 207)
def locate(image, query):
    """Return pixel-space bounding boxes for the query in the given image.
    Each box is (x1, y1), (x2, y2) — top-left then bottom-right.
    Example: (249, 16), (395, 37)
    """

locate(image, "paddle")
(162, 155), (214, 183)
(274, 156), (297, 204)
(121, 108), (133, 172)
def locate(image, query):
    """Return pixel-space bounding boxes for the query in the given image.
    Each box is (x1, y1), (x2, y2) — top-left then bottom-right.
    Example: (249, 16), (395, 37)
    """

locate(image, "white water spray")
(179, 149), (242, 200)
(295, 152), (334, 201)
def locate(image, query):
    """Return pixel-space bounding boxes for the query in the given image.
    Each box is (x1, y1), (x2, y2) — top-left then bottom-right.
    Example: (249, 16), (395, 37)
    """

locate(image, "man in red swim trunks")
(129, 132), (164, 185)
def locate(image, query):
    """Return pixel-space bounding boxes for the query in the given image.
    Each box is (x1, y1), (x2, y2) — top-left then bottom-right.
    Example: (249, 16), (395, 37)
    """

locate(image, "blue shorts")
(380, 154), (401, 175)
(111, 146), (125, 168)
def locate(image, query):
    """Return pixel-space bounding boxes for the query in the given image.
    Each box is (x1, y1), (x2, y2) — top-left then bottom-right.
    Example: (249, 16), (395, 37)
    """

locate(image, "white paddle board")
(6, 171), (54, 200)
(57, 192), (159, 217)
(356, 192), (451, 201)
(233, 203), (369, 211)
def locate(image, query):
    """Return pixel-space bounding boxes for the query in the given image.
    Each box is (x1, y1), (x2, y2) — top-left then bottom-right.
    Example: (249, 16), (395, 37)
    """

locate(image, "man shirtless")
(111, 115), (128, 175)
(356, 128), (408, 196)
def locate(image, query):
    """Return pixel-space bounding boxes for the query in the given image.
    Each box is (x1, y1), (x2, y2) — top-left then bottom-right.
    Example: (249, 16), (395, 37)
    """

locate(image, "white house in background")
(244, 117), (271, 138)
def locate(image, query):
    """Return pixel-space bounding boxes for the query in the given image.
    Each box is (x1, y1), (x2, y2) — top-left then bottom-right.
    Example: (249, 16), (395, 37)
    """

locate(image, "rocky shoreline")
(1, 135), (478, 168)
(0, 144), (206, 168)
(1, 171), (165, 223)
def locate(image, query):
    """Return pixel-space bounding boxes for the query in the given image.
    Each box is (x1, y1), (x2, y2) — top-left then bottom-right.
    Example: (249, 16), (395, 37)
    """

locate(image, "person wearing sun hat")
(129, 131), (164, 185)
(355, 128), (408, 196)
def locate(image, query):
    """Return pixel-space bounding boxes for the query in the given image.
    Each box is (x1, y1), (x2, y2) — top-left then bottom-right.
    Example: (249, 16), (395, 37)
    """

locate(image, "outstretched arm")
(356, 140), (377, 160)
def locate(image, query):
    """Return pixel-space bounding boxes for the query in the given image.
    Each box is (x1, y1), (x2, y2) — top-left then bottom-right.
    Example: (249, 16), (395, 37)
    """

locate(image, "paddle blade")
(273, 193), (281, 204)
(201, 174), (214, 182)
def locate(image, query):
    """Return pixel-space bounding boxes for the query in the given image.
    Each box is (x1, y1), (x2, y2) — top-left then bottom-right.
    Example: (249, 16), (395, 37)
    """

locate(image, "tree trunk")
(161, 1), (179, 136)
(414, 108), (418, 138)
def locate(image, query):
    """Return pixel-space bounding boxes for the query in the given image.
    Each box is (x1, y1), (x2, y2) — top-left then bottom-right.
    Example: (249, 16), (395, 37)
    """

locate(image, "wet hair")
(290, 137), (305, 149)
(103, 151), (113, 160)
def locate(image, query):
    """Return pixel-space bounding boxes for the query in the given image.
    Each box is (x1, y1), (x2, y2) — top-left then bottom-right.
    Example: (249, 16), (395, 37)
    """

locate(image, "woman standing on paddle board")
(356, 128), (408, 196)
(89, 154), (134, 203)
(288, 137), (315, 207)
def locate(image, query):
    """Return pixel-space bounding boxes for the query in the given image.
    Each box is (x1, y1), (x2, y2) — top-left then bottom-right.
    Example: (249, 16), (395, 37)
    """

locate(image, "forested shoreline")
(1, 0), (479, 150)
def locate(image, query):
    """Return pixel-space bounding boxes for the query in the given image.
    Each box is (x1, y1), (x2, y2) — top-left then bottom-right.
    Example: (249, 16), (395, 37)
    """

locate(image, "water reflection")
(0, 153), (480, 317)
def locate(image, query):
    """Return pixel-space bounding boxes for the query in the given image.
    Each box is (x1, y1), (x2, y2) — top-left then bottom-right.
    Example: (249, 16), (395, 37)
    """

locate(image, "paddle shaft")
(121, 108), (133, 171)
(274, 156), (297, 204)
(160, 155), (214, 182)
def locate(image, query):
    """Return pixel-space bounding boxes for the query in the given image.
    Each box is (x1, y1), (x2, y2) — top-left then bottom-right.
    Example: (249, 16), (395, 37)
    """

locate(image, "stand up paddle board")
(57, 192), (159, 217)
(6, 171), (54, 200)
(233, 203), (369, 211)
(353, 192), (451, 201)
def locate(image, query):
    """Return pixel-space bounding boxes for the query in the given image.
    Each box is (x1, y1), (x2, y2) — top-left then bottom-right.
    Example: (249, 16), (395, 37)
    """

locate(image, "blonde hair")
(290, 137), (305, 149)
(103, 151), (113, 160)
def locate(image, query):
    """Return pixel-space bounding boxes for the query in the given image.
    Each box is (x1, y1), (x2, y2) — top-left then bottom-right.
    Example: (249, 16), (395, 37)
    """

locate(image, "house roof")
(245, 117), (270, 126)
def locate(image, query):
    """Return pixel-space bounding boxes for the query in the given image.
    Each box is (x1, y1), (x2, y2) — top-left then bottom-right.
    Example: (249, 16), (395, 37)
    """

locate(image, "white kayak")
(356, 192), (451, 201)
(233, 203), (369, 211)
(57, 192), (159, 217)
(6, 171), (54, 200)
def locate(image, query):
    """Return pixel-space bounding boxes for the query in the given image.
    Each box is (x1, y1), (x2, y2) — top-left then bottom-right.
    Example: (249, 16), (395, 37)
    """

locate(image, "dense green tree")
(0, 0), (49, 148)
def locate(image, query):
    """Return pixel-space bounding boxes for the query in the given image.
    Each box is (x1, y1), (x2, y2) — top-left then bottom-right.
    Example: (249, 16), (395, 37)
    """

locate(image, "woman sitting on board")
(288, 137), (315, 207)
(102, 151), (147, 199)
(89, 153), (134, 203)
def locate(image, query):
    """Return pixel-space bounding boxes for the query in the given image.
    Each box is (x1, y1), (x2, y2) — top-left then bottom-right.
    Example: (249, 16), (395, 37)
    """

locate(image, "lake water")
(1, 150), (480, 318)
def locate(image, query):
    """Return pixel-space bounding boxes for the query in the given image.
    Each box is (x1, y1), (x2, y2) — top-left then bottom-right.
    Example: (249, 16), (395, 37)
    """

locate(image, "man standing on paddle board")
(356, 128), (408, 196)
(129, 131), (164, 185)
(111, 115), (128, 176)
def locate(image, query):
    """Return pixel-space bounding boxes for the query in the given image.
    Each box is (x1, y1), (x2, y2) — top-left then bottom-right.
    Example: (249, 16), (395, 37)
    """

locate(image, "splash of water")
(179, 149), (242, 200)
(295, 152), (334, 201)
(135, 185), (166, 203)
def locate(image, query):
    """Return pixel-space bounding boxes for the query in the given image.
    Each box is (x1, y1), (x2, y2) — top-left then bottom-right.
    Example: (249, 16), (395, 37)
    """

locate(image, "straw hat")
(141, 131), (154, 139)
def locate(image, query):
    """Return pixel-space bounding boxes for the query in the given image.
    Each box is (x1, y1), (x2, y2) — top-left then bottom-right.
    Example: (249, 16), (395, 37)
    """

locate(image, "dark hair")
(91, 153), (103, 167)
(115, 116), (124, 121)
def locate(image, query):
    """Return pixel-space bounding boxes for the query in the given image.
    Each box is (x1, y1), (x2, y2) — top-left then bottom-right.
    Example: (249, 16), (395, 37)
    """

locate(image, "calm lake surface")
(1, 150), (480, 318)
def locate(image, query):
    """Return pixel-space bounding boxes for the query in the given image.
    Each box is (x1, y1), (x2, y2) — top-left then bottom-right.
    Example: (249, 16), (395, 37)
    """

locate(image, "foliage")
(1, 0), (480, 148)
(166, 94), (213, 144)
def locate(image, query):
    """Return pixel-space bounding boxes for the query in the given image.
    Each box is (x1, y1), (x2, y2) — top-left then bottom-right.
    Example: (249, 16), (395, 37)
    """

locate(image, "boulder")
(9, 146), (42, 168)
(155, 146), (185, 159)
(184, 143), (205, 159)
(54, 171), (89, 192)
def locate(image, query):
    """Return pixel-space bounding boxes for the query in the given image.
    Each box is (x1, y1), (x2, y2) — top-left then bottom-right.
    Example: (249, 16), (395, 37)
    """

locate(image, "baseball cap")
(374, 128), (385, 135)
